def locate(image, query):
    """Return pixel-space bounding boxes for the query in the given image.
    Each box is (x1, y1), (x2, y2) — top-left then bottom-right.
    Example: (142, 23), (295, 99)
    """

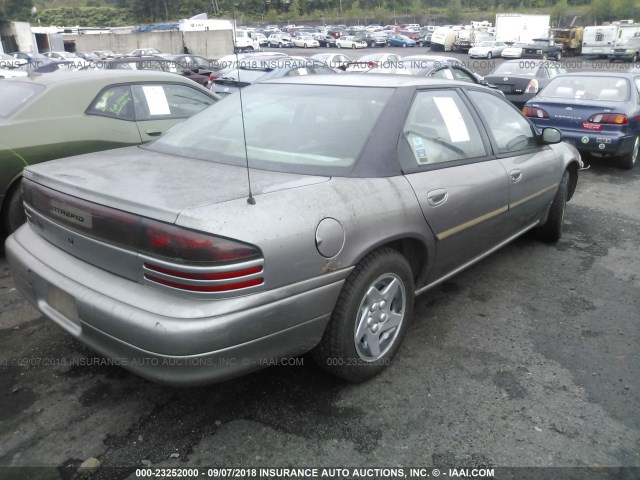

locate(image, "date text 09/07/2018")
(134, 467), (496, 478)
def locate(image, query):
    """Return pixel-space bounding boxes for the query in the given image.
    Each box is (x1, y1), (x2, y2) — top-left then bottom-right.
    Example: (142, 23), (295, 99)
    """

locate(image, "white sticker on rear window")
(433, 96), (471, 143)
(298, 67), (308, 76)
(142, 86), (171, 115)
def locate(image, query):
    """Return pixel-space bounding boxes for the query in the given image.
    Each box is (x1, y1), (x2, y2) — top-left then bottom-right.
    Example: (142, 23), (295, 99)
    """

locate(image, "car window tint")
(131, 84), (216, 120)
(468, 90), (538, 153)
(87, 85), (135, 120)
(402, 89), (486, 166)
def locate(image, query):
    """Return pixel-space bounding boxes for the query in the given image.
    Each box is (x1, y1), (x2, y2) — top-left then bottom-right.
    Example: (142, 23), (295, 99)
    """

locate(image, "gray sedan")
(6, 75), (582, 386)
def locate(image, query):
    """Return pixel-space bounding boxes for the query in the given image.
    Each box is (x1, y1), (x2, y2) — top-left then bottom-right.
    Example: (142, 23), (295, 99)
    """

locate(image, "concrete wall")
(66, 30), (233, 59)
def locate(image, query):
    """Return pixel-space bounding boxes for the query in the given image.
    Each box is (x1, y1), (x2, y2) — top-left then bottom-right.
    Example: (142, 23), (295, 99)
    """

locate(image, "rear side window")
(0, 82), (45, 117)
(87, 85), (135, 120)
(131, 84), (216, 120)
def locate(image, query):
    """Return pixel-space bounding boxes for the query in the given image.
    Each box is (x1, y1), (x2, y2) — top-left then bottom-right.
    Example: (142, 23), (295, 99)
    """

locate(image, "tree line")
(1, 0), (637, 28)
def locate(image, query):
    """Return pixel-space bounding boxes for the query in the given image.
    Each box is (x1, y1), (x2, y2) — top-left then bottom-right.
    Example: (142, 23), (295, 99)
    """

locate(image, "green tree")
(447, 0), (461, 23)
(0, 0), (35, 21)
(552, 0), (567, 27)
(615, 0), (636, 20)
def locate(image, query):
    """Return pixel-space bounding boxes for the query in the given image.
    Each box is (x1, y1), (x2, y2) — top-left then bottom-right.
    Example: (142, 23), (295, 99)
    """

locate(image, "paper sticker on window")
(442, 69), (454, 80)
(412, 137), (429, 163)
(142, 86), (171, 115)
(433, 96), (470, 143)
(298, 67), (308, 76)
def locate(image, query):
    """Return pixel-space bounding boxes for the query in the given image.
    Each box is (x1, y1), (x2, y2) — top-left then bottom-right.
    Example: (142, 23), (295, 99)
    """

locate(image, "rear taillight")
(525, 79), (539, 94)
(586, 113), (628, 125)
(522, 106), (548, 118)
(138, 219), (263, 294)
(139, 218), (259, 263)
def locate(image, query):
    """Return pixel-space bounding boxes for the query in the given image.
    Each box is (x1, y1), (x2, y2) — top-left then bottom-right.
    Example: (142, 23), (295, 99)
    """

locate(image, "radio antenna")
(231, 1), (256, 205)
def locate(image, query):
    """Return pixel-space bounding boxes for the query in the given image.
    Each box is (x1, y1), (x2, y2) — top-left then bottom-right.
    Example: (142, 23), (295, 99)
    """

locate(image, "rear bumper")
(531, 123), (636, 156)
(6, 225), (349, 386)
(502, 92), (535, 109)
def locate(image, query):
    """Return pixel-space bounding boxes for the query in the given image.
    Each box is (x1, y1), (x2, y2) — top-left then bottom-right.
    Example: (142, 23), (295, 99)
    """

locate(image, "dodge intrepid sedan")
(6, 75), (581, 386)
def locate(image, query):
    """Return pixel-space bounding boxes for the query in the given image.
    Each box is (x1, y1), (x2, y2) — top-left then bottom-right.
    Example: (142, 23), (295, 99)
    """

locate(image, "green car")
(0, 69), (219, 235)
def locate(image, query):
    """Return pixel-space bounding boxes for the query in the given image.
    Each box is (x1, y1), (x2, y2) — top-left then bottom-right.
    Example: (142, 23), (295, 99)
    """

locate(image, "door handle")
(427, 188), (448, 207)
(145, 129), (163, 136)
(510, 169), (523, 183)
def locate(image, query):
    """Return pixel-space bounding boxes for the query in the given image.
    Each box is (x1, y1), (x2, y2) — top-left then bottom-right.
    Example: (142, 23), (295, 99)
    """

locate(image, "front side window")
(468, 90), (538, 153)
(402, 89), (487, 166)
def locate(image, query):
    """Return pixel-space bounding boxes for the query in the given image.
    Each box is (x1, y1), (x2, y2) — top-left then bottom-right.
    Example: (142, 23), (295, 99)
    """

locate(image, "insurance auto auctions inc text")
(144, 467), (496, 479)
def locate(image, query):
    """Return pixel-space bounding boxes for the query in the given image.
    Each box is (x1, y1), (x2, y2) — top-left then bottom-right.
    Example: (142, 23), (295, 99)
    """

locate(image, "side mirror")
(541, 127), (562, 144)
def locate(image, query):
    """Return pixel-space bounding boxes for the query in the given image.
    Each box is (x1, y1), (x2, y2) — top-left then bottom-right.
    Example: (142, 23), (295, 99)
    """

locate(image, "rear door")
(399, 88), (511, 281)
(131, 83), (217, 142)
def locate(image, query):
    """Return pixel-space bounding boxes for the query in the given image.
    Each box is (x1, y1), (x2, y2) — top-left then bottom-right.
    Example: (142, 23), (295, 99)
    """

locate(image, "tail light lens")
(586, 113), (628, 125)
(522, 106), (548, 118)
(139, 218), (259, 263)
(525, 79), (539, 94)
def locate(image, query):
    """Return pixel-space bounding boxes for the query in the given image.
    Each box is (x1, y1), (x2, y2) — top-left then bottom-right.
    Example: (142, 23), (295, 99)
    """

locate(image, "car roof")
(3, 69), (201, 87)
(262, 73), (483, 88)
(555, 71), (636, 79)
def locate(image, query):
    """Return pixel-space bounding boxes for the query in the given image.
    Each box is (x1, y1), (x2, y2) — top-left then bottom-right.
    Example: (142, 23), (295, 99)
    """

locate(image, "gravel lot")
(0, 50), (638, 479)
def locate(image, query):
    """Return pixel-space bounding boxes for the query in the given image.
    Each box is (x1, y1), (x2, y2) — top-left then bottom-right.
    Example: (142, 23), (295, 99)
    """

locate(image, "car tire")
(312, 247), (414, 382)
(555, 52), (562, 61)
(2, 179), (25, 236)
(402, 42), (407, 47)
(542, 53), (548, 60)
(633, 52), (639, 63)
(337, 43), (341, 48)
(620, 135), (639, 169)
(352, 44), (356, 49)
(278, 42), (283, 48)
(535, 170), (569, 242)
(487, 51), (492, 59)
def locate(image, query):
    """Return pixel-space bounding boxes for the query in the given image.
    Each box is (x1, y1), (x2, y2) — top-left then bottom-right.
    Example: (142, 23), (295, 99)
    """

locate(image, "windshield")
(478, 41), (493, 47)
(540, 76), (630, 102)
(144, 84), (394, 176)
(0, 82), (45, 117)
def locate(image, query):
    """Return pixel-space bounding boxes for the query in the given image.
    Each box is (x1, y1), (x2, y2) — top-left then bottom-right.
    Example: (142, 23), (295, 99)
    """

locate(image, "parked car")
(74, 52), (101, 62)
(93, 50), (119, 59)
(267, 33), (294, 48)
(0, 52), (26, 69)
(255, 32), (269, 46)
(0, 69), (28, 79)
(387, 34), (417, 47)
(43, 51), (91, 69)
(210, 56), (336, 96)
(522, 38), (563, 61)
(524, 72), (639, 169)
(98, 56), (210, 86)
(9, 52), (48, 63)
(0, 70), (218, 235)
(345, 53), (401, 72)
(353, 32), (388, 47)
(367, 59), (486, 85)
(310, 53), (353, 71)
(292, 34), (320, 48)
(163, 54), (218, 86)
(6, 75), (581, 386)
(129, 48), (162, 56)
(468, 41), (507, 59)
(316, 34), (337, 48)
(609, 36), (640, 62)
(484, 59), (567, 108)
(336, 36), (368, 49)
(501, 42), (528, 59)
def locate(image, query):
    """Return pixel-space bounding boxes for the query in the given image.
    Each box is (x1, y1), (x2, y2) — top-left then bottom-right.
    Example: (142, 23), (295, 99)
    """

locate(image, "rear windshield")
(540, 76), (630, 102)
(144, 83), (393, 176)
(492, 62), (540, 76)
(0, 82), (45, 117)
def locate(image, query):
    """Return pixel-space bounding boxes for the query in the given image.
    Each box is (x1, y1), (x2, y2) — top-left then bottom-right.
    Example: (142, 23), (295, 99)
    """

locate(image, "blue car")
(386, 34), (416, 47)
(523, 72), (639, 169)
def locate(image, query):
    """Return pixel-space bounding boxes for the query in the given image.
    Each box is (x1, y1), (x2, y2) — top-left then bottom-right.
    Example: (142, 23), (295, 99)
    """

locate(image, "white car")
(43, 51), (91, 68)
(255, 33), (269, 46)
(0, 53), (26, 69)
(468, 41), (507, 59)
(128, 48), (162, 56)
(267, 33), (293, 48)
(500, 42), (528, 59)
(0, 68), (28, 78)
(293, 35), (320, 48)
(310, 53), (353, 71)
(336, 36), (367, 49)
(346, 53), (401, 72)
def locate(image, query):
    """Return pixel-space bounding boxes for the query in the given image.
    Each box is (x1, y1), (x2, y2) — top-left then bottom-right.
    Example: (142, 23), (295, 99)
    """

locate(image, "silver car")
(6, 75), (582, 386)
